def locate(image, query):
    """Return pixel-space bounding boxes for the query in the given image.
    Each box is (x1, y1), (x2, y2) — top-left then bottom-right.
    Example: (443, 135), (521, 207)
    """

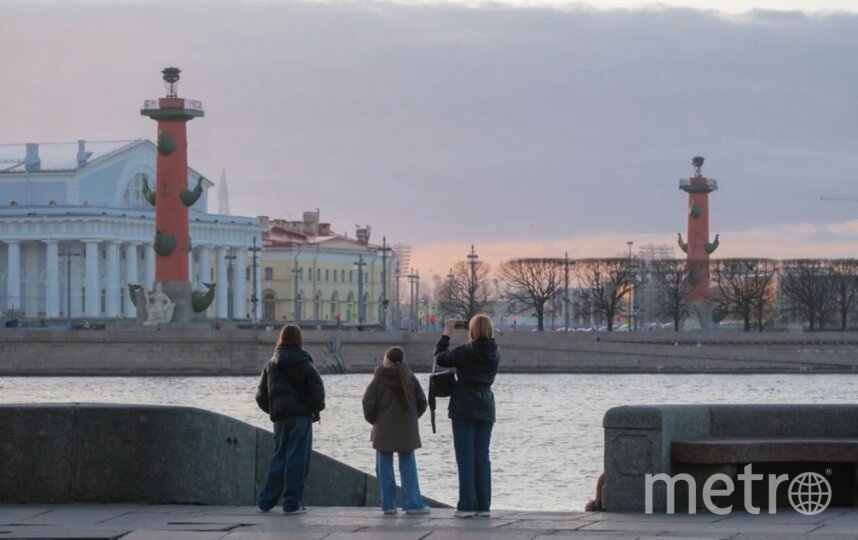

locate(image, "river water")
(1, 373), (856, 511)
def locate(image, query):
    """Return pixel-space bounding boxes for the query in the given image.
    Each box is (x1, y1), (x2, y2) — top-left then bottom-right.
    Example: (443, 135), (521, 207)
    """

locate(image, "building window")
(333, 269), (337, 282)
(349, 270), (353, 283)
(263, 293), (276, 321)
(246, 267), (250, 281)
(123, 173), (149, 208)
(265, 267), (273, 280)
(307, 267), (312, 281)
(325, 269), (329, 281)
(317, 269), (321, 281)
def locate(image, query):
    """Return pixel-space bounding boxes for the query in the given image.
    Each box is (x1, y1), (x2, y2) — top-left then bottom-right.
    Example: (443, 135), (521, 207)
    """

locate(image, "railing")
(142, 99), (204, 112)
(679, 178), (718, 189)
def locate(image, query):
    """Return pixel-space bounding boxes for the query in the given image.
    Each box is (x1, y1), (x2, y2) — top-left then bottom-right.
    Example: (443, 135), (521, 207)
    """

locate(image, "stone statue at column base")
(143, 283), (175, 325)
(135, 281), (199, 324)
(690, 301), (712, 331)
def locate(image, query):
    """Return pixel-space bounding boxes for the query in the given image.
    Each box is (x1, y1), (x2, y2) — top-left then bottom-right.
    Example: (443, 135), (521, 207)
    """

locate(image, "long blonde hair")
(468, 314), (494, 342)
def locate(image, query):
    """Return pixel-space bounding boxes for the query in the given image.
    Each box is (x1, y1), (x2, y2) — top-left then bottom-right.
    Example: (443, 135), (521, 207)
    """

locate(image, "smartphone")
(454, 320), (469, 330)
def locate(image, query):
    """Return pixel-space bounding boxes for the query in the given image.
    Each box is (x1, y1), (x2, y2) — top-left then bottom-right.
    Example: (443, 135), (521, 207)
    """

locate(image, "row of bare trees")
(431, 255), (858, 332)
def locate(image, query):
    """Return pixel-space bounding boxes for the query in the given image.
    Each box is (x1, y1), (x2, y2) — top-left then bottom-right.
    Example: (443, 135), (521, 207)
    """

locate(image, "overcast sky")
(2, 0), (858, 273)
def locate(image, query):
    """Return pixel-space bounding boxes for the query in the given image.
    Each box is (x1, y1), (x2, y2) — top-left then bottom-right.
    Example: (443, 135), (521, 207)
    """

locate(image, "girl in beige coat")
(362, 346), (430, 515)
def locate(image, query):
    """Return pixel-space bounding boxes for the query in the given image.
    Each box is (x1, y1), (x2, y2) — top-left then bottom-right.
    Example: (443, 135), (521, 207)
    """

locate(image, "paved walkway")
(2, 505), (858, 539)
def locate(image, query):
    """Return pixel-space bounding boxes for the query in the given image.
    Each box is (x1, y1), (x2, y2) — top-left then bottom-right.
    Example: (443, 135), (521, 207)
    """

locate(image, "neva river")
(1, 373), (855, 511)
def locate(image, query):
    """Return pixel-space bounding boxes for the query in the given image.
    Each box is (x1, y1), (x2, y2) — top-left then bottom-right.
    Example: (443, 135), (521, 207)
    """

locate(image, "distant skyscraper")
(218, 168), (231, 215)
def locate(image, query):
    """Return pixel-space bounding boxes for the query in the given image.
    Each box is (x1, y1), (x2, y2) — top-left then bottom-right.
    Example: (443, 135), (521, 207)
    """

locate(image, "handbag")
(428, 358), (456, 434)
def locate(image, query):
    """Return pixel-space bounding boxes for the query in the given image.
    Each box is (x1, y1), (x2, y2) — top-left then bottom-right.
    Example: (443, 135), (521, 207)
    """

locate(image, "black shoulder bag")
(428, 357), (456, 434)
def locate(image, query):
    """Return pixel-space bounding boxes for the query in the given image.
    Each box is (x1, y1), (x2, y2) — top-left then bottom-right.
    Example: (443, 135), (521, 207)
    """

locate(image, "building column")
(124, 243), (139, 318)
(198, 246), (212, 316)
(45, 240), (59, 319)
(84, 240), (100, 318)
(216, 247), (228, 319)
(105, 241), (120, 318)
(233, 248), (247, 320)
(6, 241), (21, 312)
(23, 242), (39, 318)
(144, 244), (156, 290)
(69, 246), (82, 318)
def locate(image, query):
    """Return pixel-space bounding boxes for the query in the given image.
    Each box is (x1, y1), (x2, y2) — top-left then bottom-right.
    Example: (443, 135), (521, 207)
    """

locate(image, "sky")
(2, 0), (858, 276)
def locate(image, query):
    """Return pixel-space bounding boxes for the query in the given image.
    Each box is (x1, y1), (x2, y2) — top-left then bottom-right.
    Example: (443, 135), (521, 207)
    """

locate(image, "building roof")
(0, 139), (145, 173)
(263, 226), (377, 251)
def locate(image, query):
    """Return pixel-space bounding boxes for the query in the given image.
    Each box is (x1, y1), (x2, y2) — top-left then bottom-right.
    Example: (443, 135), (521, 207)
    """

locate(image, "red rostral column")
(678, 156), (719, 328)
(141, 67), (203, 282)
(139, 67), (208, 322)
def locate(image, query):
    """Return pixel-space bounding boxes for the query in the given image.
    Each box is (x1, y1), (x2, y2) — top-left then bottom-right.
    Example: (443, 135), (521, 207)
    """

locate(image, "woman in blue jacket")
(434, 314), (500, 518)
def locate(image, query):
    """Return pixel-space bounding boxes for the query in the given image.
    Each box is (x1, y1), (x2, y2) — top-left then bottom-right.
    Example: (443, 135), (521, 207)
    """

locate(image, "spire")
(217, 168), (231, 215)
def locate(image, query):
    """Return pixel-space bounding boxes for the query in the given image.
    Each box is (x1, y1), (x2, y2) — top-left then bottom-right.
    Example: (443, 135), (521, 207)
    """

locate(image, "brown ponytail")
(385, 346), (413, 411)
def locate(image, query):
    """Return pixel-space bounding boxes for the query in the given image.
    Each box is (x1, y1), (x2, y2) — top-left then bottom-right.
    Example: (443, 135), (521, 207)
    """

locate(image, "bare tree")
(711, 258), (777, 332)
(831, 259), (858, 331)
(436, 260), (492, 321)
(499, 258), (564, 331)
(575, 258), (646, 332)
(779, 259), (836, 331)
(651, 258), (691, 331)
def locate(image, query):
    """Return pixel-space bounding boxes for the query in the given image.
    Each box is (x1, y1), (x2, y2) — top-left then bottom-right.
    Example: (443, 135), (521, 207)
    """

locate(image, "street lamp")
(354, 255), (366, 324)
(249, 236), (261, 322)
(627, 241), (634, 331)
(407, 268), (420, 332)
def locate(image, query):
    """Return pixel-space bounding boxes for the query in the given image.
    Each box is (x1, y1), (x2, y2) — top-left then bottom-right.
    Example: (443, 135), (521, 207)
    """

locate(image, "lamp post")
(407, 268), (420, 332)
(564, 252), (570, 331)
(445, 268), (455, 322)
(467, 245), (478, 318)
(627, 241), (634, 331)
(354, 255), (366, 324)
(292, 261), (303, 323)
(59, 251), (81, 321)
(394, 265), (401, 330)
(379, 237), (392, 329)
(249, 236), (261, 322)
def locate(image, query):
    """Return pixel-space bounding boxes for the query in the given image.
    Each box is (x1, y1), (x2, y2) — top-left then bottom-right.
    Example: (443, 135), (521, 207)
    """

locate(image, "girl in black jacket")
(256, 325), (326, 515)
(434, 314), (500, 518)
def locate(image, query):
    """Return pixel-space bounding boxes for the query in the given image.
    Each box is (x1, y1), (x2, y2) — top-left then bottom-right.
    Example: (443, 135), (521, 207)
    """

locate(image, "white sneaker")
(405, 506), (431, 515)
(382, 508), (398, 516)
(453, 510), (474, 518)
(474, 511), (491, 518)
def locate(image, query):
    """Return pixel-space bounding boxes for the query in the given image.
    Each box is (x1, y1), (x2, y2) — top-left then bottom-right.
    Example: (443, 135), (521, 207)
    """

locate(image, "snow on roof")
(0, 140), (145, 173)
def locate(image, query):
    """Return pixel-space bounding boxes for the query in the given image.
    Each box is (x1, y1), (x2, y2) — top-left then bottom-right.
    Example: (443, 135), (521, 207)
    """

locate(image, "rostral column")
(677, 156), (719, 330)
(139, 67), (214, 322)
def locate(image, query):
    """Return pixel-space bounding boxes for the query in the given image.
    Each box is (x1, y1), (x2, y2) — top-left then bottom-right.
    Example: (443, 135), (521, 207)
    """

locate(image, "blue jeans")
(452, 420), (493, 512)
(257, 416), (313, 512)
(376, 450), (425, 511)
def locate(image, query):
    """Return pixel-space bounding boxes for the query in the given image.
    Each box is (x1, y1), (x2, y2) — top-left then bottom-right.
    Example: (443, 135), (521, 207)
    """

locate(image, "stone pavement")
(3, 505), (858, 539)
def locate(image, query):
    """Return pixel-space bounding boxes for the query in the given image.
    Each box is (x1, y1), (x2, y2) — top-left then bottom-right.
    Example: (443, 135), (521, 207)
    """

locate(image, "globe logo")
(788, 472), (832, 516)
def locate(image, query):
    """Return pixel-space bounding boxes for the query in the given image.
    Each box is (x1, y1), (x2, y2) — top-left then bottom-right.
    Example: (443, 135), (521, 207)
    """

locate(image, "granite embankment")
(0, 403), (445, 507)
(2, 329), (858, 375)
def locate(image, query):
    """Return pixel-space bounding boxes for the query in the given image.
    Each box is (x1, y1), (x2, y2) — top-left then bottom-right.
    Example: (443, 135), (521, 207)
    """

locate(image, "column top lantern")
(141, 66), (204, 120)
(679, 155), (717, 193)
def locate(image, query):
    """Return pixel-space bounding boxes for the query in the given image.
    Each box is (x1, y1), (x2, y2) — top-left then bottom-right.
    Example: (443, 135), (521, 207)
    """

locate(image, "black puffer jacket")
(434, 336), (500, 423)
(256, 346), (326, 422)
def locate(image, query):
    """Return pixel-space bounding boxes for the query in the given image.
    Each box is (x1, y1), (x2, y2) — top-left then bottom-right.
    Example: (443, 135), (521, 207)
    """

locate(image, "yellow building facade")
(258, 211), (397, 327)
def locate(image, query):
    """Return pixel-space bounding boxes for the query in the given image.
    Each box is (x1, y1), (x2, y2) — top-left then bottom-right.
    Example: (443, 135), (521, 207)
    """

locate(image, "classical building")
(260, 211), (397, 327)
(0, 139), (263, 321)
